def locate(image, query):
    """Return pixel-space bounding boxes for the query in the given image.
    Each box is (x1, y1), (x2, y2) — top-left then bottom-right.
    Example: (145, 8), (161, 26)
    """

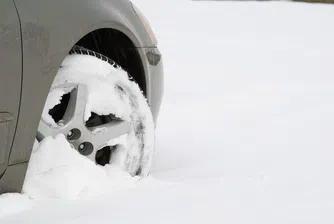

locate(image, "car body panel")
(0, 162), (28, 193)
(138, 47), (164, 122)
(0, 0), (22, 177)
(0, 0), (163, 193)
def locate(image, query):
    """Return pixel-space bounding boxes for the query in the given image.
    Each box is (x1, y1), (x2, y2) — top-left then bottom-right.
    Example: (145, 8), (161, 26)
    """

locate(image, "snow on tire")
(42, 49), (155, 176)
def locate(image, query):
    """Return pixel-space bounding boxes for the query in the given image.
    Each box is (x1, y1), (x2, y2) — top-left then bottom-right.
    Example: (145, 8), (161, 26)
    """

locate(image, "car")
(0, 0), (163, 193)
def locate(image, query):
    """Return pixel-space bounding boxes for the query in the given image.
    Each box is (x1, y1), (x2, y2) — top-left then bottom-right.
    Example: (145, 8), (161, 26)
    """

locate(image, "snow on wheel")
(37, 47), (155, 176)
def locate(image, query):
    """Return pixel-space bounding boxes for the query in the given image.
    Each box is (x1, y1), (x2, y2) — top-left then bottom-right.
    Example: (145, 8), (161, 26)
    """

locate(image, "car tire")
(37, 47), (155, 176)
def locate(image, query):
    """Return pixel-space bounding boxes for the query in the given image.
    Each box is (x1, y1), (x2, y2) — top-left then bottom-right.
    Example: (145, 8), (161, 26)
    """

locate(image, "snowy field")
(1, 0), (334, 223)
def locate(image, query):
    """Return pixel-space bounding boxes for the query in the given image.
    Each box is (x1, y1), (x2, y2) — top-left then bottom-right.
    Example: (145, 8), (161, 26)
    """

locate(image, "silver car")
(0, 0), (163, 193)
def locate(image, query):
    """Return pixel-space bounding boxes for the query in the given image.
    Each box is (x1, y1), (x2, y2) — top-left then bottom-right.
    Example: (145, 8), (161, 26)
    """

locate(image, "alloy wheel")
(37, 83), (131, 164)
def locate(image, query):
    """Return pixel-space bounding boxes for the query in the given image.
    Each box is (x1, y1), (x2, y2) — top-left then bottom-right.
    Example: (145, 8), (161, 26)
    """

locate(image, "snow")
(45, 54), (133, 122)
(24, 135), (125, 199)
(1, 0), (334, 223)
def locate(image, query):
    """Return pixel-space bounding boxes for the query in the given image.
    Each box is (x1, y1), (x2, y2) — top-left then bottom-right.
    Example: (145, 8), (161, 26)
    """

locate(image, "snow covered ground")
(1, 0), (334, 223)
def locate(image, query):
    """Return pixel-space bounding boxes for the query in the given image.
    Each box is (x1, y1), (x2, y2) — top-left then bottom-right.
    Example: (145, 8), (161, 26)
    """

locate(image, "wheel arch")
(74, 28), (147, 96)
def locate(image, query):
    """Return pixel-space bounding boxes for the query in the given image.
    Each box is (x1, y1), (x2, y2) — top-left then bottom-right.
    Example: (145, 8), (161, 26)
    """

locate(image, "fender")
(9, 0), (154, 165)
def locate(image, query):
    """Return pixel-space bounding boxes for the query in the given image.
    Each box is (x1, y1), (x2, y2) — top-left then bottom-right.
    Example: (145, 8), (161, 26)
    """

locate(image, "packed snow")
(24, 135), (143, 199)
(1, 0), (334, 223)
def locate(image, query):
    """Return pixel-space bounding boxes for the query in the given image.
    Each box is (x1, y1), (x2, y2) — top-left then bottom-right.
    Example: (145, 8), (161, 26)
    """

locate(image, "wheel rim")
(36, 51), (155, 176)
(37, 82), (131, 163)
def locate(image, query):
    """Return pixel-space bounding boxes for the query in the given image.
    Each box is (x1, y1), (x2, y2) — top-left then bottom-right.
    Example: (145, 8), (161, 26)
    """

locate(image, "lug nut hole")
(67, 128), (81, 141)
(78, 142), (93, 156)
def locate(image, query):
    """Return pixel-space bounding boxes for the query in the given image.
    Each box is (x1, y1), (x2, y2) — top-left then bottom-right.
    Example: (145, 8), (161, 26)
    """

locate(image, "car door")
(0, 0), (22, 177)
